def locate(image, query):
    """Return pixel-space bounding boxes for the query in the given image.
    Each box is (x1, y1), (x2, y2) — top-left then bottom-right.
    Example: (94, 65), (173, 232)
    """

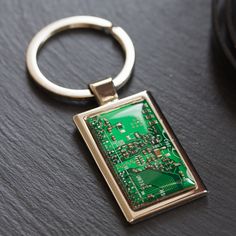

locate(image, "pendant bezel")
(73, 91), (207, 223)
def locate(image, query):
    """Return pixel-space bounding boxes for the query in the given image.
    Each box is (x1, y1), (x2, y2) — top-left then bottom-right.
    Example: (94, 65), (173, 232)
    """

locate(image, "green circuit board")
(87, 100), (196, 211)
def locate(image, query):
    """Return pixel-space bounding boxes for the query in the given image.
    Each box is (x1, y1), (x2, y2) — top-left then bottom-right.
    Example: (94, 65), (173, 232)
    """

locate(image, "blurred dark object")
(212, 0), (236, 70)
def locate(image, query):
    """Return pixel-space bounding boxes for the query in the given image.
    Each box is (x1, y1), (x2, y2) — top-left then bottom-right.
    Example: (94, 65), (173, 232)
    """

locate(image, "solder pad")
(73, 91), (207, 222)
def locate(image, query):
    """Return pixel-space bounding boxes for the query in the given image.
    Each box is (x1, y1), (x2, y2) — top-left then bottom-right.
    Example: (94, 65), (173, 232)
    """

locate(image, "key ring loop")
(26, 16), (135, 99)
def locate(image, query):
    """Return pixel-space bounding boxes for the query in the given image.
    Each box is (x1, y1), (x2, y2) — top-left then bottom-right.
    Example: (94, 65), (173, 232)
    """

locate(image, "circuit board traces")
(87, 100), (195, 210)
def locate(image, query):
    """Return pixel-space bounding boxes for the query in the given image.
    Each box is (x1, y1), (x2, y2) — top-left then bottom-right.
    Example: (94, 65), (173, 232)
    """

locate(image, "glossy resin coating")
(87, 100), (195, 210)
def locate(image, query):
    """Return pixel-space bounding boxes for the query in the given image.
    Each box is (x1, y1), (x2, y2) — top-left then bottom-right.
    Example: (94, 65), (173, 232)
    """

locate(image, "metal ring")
(26, 16), (135, 99)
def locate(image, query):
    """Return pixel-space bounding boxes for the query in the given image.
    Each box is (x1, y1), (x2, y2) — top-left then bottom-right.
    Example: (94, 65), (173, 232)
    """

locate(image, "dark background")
(0, 0), (235, 235)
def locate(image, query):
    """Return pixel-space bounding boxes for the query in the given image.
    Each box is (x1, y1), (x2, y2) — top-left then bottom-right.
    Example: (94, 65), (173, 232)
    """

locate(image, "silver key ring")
(26, 16), (135, 99)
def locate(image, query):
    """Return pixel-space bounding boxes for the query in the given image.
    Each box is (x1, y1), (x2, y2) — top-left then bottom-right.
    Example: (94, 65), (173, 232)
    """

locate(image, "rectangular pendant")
(73, 91), (207, 223)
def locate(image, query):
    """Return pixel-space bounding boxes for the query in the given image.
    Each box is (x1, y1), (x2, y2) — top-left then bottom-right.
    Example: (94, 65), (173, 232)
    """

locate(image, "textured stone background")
(0, 0), (235, 235)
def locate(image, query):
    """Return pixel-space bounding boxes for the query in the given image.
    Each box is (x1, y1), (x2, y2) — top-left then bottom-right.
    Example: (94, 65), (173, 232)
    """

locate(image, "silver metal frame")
(73, 91), (207, 223)
(26, 16), (135, 99)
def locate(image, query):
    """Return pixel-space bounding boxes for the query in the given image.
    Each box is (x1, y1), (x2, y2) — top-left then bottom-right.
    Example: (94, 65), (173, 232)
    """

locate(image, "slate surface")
(0, 0), (235, 235)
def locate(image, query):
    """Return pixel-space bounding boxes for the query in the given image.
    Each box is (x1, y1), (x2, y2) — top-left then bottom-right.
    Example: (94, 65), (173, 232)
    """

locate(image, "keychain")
(26, 16), (207, 223)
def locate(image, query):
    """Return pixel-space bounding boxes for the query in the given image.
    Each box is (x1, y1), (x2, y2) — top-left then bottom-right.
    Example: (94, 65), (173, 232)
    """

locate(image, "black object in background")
(212, 0), (236, 70)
